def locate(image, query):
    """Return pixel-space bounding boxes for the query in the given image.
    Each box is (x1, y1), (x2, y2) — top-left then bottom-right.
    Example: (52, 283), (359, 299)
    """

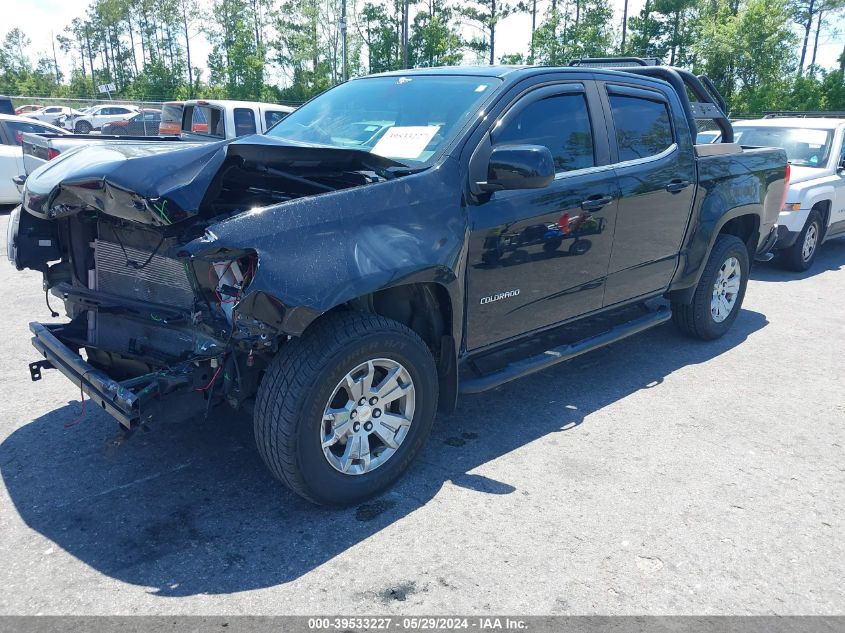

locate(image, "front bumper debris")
(30, 321), (143, 428)
(29, 321), (198, 428)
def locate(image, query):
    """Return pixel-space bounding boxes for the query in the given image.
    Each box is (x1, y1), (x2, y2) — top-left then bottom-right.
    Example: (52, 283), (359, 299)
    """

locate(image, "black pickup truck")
(8, 59), (786, 505)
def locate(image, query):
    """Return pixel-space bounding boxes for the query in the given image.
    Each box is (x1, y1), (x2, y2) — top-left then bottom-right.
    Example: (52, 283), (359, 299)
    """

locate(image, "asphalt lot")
(0, 207), (842, 615)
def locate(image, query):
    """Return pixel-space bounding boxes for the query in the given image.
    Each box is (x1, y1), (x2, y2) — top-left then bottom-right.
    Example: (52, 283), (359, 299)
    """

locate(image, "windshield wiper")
(385, 163), (425, 176)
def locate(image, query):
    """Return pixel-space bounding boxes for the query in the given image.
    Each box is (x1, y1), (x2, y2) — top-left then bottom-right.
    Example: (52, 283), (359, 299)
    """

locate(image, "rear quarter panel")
(671, 146), (787, 291)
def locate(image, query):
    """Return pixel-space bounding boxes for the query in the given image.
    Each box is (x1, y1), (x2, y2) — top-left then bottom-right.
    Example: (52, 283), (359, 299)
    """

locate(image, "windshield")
(733, 126), (834, 167)
(266, 75), (501, 165)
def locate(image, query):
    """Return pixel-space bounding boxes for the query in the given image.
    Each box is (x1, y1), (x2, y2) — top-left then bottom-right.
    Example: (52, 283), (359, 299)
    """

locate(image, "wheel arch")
(307, 280), (459, 413)
(669, 204), (761, 305)
(809, 199), (832, 236)
(717, 212), (760, 258)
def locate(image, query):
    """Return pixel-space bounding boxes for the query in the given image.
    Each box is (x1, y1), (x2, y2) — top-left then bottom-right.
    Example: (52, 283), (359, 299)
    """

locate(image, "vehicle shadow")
(0, 309), (768, 597)
(752, 236), (845, 282)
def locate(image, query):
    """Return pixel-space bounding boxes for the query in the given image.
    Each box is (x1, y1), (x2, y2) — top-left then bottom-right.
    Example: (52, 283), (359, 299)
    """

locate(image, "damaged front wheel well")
(330, 282), (457, 412)
(340, 282), (452, 355)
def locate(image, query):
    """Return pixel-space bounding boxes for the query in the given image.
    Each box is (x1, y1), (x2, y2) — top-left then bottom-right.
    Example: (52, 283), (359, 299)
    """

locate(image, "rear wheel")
(254, 312), (438, 505)
(778, 210), (822, 272)
(568, 239), (592, 256)
(672, 234), (749, 340)
(75, 120), (92, 134)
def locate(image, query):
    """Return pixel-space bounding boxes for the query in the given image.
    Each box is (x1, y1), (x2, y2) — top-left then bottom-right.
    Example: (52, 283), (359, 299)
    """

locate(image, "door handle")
(581, 195), (613, 210)
(665, 179), (690, 193)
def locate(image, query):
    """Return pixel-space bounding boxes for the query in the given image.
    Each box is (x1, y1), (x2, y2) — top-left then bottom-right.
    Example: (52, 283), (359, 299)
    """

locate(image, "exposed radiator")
(94, 240), (195, 309)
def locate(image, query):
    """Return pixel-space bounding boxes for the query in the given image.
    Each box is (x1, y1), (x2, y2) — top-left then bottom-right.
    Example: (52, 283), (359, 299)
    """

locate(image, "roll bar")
(568, 57), (734, 143)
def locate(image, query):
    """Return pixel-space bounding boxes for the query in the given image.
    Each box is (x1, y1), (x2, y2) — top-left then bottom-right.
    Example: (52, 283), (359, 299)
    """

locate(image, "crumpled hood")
(23, 140), (228, 225)
(22, 135), (404, 226)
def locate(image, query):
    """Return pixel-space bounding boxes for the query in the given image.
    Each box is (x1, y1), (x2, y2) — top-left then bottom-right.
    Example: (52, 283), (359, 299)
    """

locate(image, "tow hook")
(29, 359), (53, 381)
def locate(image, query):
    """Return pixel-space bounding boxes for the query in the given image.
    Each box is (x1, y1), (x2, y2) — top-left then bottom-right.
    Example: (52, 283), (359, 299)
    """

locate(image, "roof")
(185, 99), (295, 111)
(361, 65), (674, 89)
(372, 65), (526, 78)
(367, 65), (629, 79)
(733, 117), (845, 129)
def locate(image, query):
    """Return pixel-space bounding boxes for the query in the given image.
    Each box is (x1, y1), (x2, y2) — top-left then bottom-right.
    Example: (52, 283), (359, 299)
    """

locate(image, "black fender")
(180, 157), (468, 345)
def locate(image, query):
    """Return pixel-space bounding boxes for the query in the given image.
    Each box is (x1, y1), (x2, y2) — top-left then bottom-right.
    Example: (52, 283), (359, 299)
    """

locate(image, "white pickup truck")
(180, 99), (294, 140)
(731, 117), (845, 271)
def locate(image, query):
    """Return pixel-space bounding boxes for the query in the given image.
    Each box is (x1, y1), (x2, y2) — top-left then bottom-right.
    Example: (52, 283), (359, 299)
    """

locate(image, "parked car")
(180, 99), (294, 139)
(0, 114), (66, 204)
(24, 106), (77, 124)
(0, 96), (13, 115)
(10, 60), (787, 505)
(15, 104), (44, 115)
(159, 101), (183, 135)
(66, 104), (139, 134)
(18, 100), (293, 176)
(730, 117), (845, 271)
(101, 109), (163, 136)
(54, 108), (88, 131)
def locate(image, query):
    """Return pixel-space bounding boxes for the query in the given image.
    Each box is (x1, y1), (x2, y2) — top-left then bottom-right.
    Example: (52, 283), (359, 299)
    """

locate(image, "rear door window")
(234, 108), (257, 136)
(608, 93), (674, 161)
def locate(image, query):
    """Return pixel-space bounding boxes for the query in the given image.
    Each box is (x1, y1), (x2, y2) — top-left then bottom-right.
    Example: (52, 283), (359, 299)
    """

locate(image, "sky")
(3, 0), (844, 91)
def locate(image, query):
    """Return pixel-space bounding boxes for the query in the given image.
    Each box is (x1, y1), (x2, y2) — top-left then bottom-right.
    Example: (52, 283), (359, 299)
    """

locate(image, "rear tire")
(254, 312), (438, 506)
(672, 234), (749, 340)
(777, 210), (822, 272)
(75, 120), (92, 134)
(568, 239), (592, 256)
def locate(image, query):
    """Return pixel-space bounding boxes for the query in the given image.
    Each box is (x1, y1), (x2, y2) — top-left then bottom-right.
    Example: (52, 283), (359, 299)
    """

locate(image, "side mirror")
(478, 144), (555, 192)
(839, 156), (845, 171)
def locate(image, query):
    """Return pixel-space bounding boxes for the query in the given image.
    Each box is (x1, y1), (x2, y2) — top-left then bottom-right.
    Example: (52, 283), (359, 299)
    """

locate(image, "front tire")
(778, 210), (822, 272)
(672, 234), (749, 340)
(75, 120), (92, 134)
(254, 312), (438, 505)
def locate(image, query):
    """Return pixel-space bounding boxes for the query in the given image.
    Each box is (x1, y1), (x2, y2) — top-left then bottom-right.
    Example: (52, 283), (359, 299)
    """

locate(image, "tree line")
(0, 0), (843, 114)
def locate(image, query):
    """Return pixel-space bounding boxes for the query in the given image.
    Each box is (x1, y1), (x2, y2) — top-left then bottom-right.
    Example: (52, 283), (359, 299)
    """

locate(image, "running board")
(459, 308), (671, 394)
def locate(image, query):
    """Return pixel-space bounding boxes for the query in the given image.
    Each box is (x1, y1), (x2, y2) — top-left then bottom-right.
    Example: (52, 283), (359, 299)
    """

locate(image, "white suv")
(732, 117), (845, 271)
(68, 104), (139, 134)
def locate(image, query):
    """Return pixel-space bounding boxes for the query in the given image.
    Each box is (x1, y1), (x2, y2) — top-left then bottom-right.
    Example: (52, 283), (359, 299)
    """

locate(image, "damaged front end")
(11, 136), (406, 428)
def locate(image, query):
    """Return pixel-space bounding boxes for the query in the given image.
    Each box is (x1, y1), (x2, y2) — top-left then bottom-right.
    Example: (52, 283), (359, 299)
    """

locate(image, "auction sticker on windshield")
(372, 125), (440, 160)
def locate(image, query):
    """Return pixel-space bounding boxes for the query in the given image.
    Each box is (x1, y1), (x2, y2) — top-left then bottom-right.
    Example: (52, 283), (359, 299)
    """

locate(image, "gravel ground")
(0, 208), (843, 615)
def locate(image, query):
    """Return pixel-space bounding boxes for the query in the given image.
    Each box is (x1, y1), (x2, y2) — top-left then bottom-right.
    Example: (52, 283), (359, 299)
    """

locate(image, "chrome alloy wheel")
(802, 223), (819, 262)
(711, 256), (742, 323)
(321, 359), (415, 475)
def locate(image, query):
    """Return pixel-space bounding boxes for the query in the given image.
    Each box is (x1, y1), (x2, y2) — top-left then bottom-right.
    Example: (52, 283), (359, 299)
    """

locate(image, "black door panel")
(465, 83), (618, 350)
(467, 173), (618, 349)
(602, 86), (696, 306)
